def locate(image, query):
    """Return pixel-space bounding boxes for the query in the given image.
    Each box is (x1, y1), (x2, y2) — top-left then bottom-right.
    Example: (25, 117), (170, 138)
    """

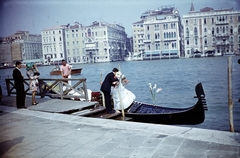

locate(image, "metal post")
(228, 57), (234, 132)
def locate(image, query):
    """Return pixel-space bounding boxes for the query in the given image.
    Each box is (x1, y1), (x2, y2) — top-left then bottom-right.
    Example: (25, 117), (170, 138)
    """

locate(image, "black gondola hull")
(125, 83), (207, 125)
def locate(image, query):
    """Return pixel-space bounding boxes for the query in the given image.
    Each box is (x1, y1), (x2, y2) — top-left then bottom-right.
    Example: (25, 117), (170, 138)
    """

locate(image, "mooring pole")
(238, 59), (240, 103)
(228, 56), (234, 132)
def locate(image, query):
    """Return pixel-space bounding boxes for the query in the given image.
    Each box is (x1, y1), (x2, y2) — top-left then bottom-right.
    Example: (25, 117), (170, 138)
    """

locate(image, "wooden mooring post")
(228, 57), (234, 132)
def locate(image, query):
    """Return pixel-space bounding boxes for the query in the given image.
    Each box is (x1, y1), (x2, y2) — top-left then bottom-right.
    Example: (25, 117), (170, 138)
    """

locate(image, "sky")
(0, 0), (240, 37)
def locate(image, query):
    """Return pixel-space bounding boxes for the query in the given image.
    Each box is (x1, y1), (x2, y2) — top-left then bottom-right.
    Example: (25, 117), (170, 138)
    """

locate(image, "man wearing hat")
(12, 61), (26, 108)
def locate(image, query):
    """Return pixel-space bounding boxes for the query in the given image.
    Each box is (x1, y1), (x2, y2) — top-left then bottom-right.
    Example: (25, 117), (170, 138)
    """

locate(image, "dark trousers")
(16, 88), (25, 108)
(102, 91), (112, 112)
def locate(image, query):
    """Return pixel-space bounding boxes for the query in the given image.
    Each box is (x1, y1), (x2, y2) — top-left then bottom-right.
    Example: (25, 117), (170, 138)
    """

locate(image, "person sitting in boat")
(112, 72), (136, 111)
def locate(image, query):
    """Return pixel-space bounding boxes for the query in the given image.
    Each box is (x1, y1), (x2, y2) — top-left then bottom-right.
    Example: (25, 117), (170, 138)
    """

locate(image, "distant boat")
(124, 56), (133, 61)
(194, 51), (202, 58)
(50, 66), (82, 75)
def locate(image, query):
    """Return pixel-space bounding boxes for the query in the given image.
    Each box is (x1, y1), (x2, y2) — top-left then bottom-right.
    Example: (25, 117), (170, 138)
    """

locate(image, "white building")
(42, 21), (127, 64)
(182, 4), (240, 57)
(42, 25), (67, 65)
(132, 6), (183, 60)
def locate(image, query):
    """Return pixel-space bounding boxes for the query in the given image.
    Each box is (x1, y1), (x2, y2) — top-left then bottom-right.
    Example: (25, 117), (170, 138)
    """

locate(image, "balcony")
(143, 39), (151, 43)
(215, 33), (229, 37)
(215, 21), (229, 25)
(85, 46), (98, 51)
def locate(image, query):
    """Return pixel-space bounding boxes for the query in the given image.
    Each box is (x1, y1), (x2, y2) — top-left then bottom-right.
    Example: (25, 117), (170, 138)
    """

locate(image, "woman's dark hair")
(112, 68), (119, 72)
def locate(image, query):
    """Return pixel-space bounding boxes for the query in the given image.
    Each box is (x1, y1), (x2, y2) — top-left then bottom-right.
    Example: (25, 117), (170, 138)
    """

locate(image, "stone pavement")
(0, 97), (240, 158)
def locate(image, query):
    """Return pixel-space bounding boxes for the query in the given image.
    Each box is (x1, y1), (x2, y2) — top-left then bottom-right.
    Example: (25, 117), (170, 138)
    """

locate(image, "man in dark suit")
(12, 61), (26, 108)
(100, 68), (119, 114)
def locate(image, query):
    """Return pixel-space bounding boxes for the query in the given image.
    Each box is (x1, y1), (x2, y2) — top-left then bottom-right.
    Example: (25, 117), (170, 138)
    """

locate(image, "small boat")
(125, 83), (207, 125)
(50, 66), (82, 75)
(194, 51), (202, 58)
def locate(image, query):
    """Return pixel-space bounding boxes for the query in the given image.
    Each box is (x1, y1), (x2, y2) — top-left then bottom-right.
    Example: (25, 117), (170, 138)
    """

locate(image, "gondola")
(125, 83), (207, 125)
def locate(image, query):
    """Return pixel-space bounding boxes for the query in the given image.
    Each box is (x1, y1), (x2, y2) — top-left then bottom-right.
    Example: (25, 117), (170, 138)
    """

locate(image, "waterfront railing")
(5, 78), (89, 101)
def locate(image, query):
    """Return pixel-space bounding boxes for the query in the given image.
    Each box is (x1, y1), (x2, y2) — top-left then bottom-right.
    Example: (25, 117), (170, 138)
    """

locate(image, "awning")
(161, 50), (178, 55)
(144, 51), (161, 55)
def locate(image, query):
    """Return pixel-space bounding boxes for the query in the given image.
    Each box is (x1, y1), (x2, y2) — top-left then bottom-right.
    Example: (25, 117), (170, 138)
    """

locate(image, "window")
(147, 34), (150, 40)
(195, 39), (198, 45)
(204, 28), (207, 34)
(186, 28), (189, 37)
(88, 29), (91, 36)
(186, 20), (188, 25)
(204, 18), (206, 24)
(187, 40), (189, 45)
(212, 28), (214, 35)
(194, 27), (198, 36)
(230, 26), (233, 34)
(212, 18), (214, 24)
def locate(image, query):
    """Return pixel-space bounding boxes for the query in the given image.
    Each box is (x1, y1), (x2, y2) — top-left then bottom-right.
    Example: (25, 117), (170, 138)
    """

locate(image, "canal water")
(1, 56), (240, 132)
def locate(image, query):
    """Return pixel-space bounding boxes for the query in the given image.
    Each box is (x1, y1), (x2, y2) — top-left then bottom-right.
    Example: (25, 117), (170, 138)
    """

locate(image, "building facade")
(0, 31), (42, 66)
(42, 21), (127, 65)
(182, 5), (240, 57)
(132, 6), (183, 60)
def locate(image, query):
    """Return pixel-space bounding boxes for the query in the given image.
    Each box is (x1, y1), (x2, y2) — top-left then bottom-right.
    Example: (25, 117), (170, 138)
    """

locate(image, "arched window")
(87, 29), (91, 37)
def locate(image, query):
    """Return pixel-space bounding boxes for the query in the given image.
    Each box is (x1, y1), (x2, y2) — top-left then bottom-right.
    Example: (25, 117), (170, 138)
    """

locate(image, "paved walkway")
(0, 96), (240, 158)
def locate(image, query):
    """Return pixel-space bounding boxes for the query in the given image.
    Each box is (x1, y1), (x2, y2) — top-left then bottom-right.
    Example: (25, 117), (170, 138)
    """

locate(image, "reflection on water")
(1, 56), (240, 132)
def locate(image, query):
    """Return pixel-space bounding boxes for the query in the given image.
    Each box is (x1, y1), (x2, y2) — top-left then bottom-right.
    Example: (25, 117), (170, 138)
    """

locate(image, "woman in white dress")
(112, 73), (136, 111)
